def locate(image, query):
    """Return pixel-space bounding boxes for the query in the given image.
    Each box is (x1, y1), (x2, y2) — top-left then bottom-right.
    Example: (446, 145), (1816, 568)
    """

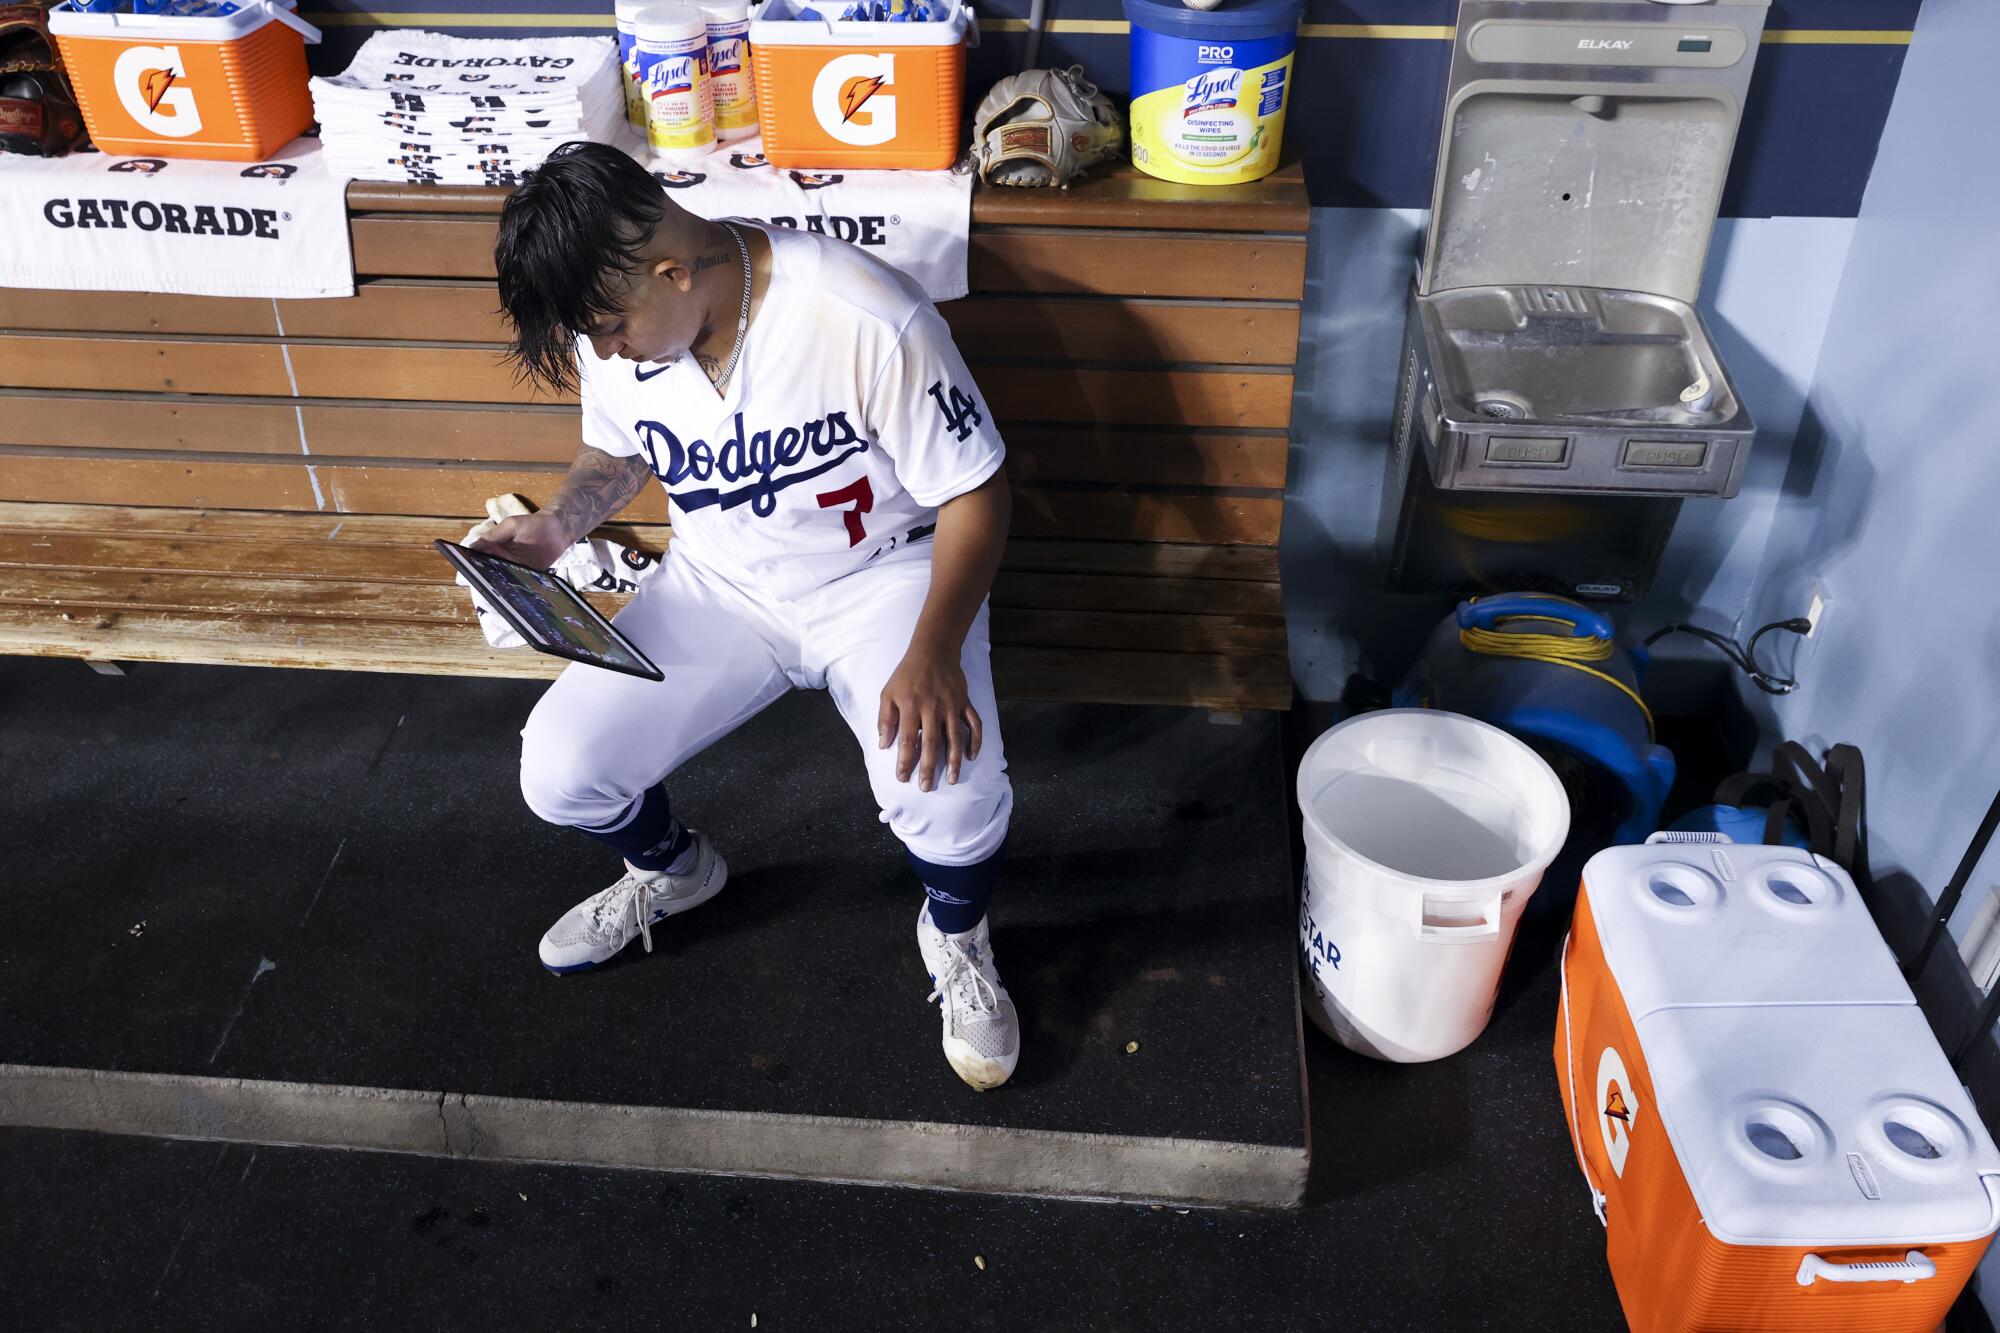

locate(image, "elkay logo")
(114, 45), (201, 138)
(1578, 37), (1635, 49)
(813, 53), (896, 147)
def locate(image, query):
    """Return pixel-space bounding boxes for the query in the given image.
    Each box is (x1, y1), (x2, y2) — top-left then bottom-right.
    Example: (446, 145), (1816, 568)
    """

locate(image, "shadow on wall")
(1280, 208), (1448, 701)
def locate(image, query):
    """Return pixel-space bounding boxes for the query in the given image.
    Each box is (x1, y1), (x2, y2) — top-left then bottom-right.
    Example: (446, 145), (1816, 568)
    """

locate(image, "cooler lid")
(1580, 843), (1912, 1017)
(1640, 1004), (2000, 1247)
(1421, 0), (1769, 304)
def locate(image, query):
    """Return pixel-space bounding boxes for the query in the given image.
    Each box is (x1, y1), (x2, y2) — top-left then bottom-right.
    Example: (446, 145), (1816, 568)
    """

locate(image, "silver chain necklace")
(711, 221), (752, 391)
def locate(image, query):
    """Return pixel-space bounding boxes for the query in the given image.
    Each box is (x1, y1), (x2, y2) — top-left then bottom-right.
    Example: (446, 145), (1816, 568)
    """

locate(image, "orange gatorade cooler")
(746, 0), (969, 170)
(48, 0), (318, 161)
(1557, 839), (2000, 1333)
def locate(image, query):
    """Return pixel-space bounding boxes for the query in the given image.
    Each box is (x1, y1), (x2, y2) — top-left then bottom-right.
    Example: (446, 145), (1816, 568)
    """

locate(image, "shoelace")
(587, 873), (659, 953)
(927, 937), (999, 1020)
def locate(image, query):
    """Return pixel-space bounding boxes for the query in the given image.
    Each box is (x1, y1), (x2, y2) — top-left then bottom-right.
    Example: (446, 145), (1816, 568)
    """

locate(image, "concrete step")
(0, 659), (1307, 1206)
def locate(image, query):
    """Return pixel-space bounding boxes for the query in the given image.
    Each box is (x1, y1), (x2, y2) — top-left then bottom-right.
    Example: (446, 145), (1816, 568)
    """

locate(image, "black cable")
(1644, 617), (1811, 695)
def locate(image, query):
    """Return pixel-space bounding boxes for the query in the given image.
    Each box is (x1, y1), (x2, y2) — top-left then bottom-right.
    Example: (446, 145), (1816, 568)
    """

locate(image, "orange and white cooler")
(48, 0), (318, 162)
(746, 0), (970, 170)
(1558, 839), (2000, 1333)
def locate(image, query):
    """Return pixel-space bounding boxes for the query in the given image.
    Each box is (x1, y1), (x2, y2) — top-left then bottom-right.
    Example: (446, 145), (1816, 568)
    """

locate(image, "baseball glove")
(971, 65), (1122, 188)
(0, 2), (87, 157)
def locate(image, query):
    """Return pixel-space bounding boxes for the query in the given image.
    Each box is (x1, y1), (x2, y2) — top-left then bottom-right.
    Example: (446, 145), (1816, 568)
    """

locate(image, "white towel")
(312, 30), (624, 186)
(631, 129), (975, 303)
(0, 136), (352, 299)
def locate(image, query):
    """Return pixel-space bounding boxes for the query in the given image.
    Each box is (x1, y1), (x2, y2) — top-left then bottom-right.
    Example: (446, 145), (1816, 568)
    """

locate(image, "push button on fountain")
(1623, 440), (1708, 468)
(1485, 436), (1569, 465)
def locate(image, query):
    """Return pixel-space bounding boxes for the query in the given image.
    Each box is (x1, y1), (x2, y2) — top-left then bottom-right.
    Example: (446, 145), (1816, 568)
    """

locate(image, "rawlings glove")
(0, 3), (87, 157)
(971, 65), (1122, 188)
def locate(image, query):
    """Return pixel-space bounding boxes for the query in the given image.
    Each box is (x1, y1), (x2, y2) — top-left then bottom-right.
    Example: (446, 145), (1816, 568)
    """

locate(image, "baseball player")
(471, 142), (1018, 1091)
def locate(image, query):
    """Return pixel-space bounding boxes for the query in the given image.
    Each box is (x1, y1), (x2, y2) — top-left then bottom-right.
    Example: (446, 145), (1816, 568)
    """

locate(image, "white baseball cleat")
(538, 834), (728, 974)
(917, 902), (1020, 1091)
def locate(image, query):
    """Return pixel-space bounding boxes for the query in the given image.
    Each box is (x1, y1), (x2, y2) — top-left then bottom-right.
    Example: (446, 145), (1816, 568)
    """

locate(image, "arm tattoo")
(546, 446), (653, 541)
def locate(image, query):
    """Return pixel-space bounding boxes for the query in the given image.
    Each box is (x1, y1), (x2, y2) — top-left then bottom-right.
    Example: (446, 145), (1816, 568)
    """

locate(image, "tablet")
(435, 540), (664, 681)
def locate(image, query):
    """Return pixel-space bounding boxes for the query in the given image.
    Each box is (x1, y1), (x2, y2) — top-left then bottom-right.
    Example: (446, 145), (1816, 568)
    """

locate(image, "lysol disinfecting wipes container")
(701, 0), (757, 141)
(616, 0), (648, 129)
(1122, 0), (1303, 186)
(636, 3), (715, 159)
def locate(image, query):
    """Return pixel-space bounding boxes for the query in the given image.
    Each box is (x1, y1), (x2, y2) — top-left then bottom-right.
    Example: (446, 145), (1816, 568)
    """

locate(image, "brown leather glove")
(0, 3), (88, 157)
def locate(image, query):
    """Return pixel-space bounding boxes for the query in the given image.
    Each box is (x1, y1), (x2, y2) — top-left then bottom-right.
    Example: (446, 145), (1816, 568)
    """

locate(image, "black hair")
(495, 141), (667, 396)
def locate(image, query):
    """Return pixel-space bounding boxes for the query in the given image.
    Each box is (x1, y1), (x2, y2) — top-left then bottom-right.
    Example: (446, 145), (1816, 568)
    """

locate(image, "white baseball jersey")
(576, 222), (1005, 602)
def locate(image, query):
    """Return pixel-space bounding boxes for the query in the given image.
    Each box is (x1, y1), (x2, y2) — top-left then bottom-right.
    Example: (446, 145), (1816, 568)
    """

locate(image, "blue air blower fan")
(1393, 593), (1675, 918)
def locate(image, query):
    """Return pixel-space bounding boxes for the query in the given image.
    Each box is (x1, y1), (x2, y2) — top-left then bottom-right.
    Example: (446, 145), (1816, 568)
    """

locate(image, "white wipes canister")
(701, 0), (758, 142)
(636, 4), (716, 160)
(615, 0), (648, 129)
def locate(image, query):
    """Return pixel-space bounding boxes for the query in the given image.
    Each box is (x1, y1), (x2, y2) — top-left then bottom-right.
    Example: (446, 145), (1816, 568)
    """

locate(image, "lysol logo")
(646, 56), (698, 100)
(710, 35), (745, 76)
(1578, 38), (1634, 49)
(114, 45), (201, 138)
(1181, 69), (1241, 118)
(811, 53), (896, 147)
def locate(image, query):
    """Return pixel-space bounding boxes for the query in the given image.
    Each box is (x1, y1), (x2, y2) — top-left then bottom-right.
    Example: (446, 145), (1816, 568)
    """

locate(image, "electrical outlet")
(1805, 581), (1830, 638)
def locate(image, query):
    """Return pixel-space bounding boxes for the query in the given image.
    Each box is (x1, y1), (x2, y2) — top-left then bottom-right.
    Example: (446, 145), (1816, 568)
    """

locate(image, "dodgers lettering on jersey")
(577, 223), (1004, 601)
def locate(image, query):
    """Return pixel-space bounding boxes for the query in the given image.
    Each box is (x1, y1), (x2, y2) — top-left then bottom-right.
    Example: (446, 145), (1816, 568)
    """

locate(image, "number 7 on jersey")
(816, 476), (874, 546)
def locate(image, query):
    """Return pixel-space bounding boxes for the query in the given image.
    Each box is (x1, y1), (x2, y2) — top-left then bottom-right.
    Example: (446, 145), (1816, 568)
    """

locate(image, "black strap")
(1712, 742), (1869, 872)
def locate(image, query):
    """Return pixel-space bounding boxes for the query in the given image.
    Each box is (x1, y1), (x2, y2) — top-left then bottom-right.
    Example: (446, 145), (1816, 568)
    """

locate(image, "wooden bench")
(0, 162), (1306, 710)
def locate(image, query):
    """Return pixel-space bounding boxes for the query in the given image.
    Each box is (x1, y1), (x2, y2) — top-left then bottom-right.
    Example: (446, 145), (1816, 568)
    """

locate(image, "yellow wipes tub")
(1123, 0), (1303, 186)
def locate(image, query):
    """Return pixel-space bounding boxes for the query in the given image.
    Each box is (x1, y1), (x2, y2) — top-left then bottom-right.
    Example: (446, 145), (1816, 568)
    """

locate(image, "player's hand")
(879, 646), (983, 793)
(467, 512), (573, 571)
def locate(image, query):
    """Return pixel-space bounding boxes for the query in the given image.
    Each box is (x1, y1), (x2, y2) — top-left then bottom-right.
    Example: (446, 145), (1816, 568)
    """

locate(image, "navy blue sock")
(910, 848), (1001, 935)
(577, 782), (693, 872)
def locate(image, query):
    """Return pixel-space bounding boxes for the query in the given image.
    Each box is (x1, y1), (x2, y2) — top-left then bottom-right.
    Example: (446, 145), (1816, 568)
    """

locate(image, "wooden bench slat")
(941, 300), (1301, 370)
(0, 603), (1290, 709)
(343, 160), (1312, 236)
(348, 218), (1309, 300)
(0, 343), (1293, 430)
(0, 565), (1282, 657)
(0, 504), (1282, 582)
(5, 285), (1302, 371)
(0, 456), (1282, 544)
(2, 394), (1288, 489)
(0, 531), (1283, 620)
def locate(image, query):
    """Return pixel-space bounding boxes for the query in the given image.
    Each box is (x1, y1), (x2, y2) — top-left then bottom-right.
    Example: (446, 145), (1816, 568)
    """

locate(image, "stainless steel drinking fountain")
(1381, 0), (1769, 600)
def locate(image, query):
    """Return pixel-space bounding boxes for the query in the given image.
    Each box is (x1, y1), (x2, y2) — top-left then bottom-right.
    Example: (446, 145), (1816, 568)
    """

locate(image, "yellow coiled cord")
(1457, 607), (1656, 742)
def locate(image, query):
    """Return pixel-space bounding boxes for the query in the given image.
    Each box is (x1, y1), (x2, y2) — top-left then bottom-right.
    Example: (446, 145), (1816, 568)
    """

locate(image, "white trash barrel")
(1297, 709), (1570, 1063)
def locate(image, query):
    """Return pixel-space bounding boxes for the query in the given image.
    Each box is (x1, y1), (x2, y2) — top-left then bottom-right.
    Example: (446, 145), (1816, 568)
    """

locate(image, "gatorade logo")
(813, 53), (896, 146)
(1596, 1046), (1640, 1178)
(114, 45), (202, 138)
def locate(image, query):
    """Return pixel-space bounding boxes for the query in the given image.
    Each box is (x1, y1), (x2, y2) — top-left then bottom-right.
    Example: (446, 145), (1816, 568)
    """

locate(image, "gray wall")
(1739, 0), (2000, 938)
(1281, 211), (1854, 701)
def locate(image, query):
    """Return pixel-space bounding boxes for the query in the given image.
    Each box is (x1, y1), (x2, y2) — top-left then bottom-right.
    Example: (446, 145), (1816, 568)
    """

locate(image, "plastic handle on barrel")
(1794, 1251), (1937, 1287)
(1455, 593), (1615, 640)
(261, 0), (322, 43)
(1415, 892), (1503, 942)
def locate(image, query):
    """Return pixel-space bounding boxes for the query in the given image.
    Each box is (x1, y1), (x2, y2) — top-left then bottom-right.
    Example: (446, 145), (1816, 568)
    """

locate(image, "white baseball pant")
(518, 545), (1012, 868)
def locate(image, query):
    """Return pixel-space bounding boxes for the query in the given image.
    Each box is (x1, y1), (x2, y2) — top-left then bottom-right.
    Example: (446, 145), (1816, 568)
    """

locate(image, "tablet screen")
(437, 541), (663, 680)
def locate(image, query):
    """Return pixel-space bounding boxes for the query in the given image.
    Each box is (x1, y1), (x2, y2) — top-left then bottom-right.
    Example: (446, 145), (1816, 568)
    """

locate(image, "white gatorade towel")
(0, 135), (352, 298)
(311, 30), (624, 186)
(636, 130), (973, 303)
